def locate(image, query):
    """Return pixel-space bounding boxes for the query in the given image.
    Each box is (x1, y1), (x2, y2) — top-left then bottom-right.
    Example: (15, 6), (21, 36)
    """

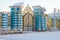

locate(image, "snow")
(0, 31), (60, 40)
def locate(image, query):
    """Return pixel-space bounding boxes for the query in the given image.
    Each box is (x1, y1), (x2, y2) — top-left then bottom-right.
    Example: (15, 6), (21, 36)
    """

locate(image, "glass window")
(2, 15), (8, 17)
(2, 17), (8, 19)
(19, 25), (22, 26)
(13, 21), (17, 23)
(2, 22), (8, 24)
(2, 25), (8, 26)
(13, 24), (18, 25)
(13, 22), (18, 24)
(2, 21), (8, 22)
(13, 17), (18, 19)
(13, 15), (18, 17)
(13, 19), (17, 20)
(2, 18), (8, 20)
(43, 28), (46, 30)
(2, 20), (8, 21)
(17, 8), (20, 10)
(18, 17), (22, 19)
(2, 26), (8, 27)
(2, 14), (7, 16)
(18, 24), (22, 26)
(40, 12), (44, 14)
(13, 25), (18, 26)
(18, 13), (22, 15)
(18, 22), (22, 24)
(14, 14), (18, 15)
(11, 8), (14, 10)
(18, 19), (22, 20)
(17, 19), (22, 21)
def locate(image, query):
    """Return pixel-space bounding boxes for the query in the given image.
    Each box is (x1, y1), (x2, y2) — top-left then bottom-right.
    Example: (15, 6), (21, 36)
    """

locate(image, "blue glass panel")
(11, 8), (14, 10)
(17, 8), (20, 10)
(2, 23), (8, 25)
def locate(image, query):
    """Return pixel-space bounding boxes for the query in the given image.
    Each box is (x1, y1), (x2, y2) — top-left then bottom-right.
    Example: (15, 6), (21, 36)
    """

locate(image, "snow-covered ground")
(0, 31), (60, 40)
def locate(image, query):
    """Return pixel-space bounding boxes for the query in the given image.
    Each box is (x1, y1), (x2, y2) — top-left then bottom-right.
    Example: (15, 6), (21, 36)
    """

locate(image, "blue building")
(33, 5), (47, 31)
(48, 8), (60, 31)
(2, 12), (8, 31)
(9, 2), (23, 32)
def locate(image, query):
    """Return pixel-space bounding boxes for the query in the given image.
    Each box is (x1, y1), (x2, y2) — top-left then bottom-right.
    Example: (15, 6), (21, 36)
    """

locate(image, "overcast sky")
(0, 0), (60, 14)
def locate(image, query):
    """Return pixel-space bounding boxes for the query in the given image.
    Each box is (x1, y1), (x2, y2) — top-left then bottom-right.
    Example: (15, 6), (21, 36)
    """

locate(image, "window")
(2, 18), (8, 21)
(13, 25), (18, 26)
(13, 17), (18, 19)
(43, 27), (46, 30)
(13, 22), (18, 24)
(38, 28), (41, 30)
(18, 17), (22, 19)
(2, 21), (8, 22)
(18, 19), (22, 20)
(2, 25), (8, 26)
(2, 20), (8, 21)
(18, 13), (22, 15)
(2, 26), (8, 27)
(2, 23), (8, 25)
(13, 24), (18, 25)
(11, 8), (14, 10)
(34, 12), (38, 15)
(2, 17), (8, 20)
(2, 15), (8, 17)
(17, 8), (20, 10)
(40, 12), (44, 14)
(19, 25), (22, 26)
(18, 22), (22, 24)
(2, 14), (7, 16)
(13, 21), (17, 23)
(18, 26), (22, 29)
(14, 14), (18, 15)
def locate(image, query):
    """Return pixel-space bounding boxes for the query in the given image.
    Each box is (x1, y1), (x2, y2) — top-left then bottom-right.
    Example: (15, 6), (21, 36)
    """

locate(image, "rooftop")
(9, 2), (24, 8)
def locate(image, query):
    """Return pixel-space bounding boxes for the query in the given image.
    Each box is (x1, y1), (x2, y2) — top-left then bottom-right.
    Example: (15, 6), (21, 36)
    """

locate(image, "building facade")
(48, 13), (60, 31)
(9, 2), (23, 32)
(33, 5), (47, 31)
(22, 5), (35, 31)
(2, 12), (8, 31)
(0, 12), (2, 27)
